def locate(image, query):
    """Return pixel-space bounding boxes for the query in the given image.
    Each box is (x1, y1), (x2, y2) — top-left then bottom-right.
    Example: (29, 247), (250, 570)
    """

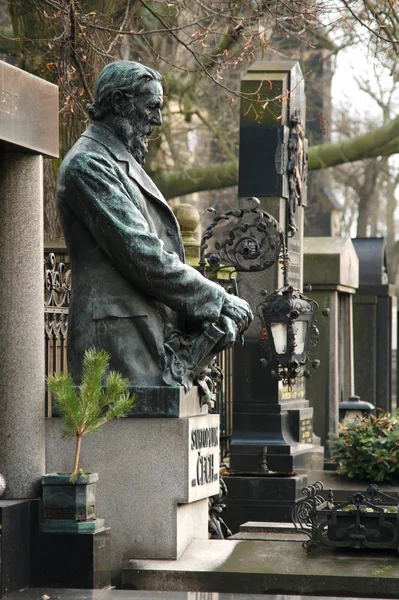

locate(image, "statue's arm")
(60, 152), (227, 322)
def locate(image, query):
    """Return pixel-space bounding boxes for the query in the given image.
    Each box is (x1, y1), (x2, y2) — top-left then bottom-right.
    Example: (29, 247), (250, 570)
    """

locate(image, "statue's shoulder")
(60, 126), (115, 175)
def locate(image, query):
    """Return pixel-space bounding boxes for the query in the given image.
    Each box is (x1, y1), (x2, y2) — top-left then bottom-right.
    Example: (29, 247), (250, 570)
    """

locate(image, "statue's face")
(133, 80), (163, 133)
(116, 80), (164, 166)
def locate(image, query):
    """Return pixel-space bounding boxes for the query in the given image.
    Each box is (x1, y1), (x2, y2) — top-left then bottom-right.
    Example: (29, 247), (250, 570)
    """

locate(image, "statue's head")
(88, 60), (163, 165)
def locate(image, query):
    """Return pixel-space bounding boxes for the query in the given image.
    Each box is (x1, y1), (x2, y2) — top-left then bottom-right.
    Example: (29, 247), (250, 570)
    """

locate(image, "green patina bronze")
(57, 60), (252, 392)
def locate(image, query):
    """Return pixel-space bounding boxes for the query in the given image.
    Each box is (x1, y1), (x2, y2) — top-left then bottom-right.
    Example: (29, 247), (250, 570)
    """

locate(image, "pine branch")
(46, 348), (136, 475)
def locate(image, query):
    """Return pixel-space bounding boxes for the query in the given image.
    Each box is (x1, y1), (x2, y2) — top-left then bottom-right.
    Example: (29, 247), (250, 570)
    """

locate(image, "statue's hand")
(221, 294), (253, 333)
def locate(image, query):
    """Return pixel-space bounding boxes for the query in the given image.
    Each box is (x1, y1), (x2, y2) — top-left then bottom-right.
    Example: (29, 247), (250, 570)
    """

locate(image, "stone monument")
(0, 60), (58, 596)
(47, 60), (252, 584)
(56, 60), (252, 393)
(352, 237), (396, 413)
(224, 61), (324, 530)
(0, 61), (58, 497)
(303, 237), (359, 450)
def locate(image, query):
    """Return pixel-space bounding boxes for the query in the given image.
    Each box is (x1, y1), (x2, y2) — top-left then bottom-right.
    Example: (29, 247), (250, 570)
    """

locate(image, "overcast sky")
(332, 44), (399, 125)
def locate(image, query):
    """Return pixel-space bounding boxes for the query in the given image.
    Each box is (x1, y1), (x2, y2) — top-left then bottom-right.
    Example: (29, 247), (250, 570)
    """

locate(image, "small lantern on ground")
(339, 395), (375, 424)
(259, 285), (322, 386)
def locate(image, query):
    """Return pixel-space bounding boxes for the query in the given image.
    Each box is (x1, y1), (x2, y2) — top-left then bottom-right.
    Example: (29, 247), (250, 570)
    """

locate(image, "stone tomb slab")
(122, 538), (399, 597)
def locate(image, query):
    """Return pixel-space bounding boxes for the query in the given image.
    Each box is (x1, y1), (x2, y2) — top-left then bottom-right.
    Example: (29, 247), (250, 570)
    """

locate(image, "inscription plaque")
(188, 414), (220, 503)
(299, 414), (313, 444)
(280, 378), (305, 401)
(288, 407), (314, 444)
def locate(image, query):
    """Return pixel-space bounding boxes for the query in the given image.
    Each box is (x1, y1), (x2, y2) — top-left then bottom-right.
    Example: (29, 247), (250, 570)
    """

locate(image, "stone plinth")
(46, 386), (220, 584)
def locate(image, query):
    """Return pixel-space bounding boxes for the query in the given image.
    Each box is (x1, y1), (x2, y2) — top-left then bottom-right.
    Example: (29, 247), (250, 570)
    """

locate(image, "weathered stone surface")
(304, 237), (359, 290)
(0, 60), (58, 157)
(223, 473), (308, 533)
(122, 538), (399, 597)
(352, 238), (396, 413)
(304, 238), (360, 448)
(0, 154), (45, 498)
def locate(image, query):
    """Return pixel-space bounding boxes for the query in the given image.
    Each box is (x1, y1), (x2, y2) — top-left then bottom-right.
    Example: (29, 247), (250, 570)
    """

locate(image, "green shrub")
(329, 411), (399, 483)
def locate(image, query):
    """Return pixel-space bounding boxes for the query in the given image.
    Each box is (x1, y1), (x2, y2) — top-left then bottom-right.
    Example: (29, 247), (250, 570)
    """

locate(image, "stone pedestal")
(304, 237), (359, 449)
(32, 528), (111, 589)
(0, 61), (58, 498)
(0, 499), (33, 597)
(45, 386), (219, 584)
(352, 237), (396, 413)
(222, 473), (307, 532)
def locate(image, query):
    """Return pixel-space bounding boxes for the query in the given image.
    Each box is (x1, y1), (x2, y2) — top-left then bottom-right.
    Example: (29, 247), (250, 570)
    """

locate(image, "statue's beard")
(114, 113), (150, 166)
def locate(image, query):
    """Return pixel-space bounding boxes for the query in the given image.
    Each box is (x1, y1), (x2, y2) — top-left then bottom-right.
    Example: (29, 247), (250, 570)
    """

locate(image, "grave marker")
(225, 61), (323, 529)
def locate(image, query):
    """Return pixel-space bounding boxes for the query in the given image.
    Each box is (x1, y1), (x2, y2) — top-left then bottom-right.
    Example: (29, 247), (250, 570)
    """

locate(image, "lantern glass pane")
(271, 322), (287, 354)
(294, 321), (308, 354)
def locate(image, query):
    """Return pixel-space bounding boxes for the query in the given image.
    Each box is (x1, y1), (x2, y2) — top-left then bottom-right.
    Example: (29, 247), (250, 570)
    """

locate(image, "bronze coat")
(57, 123), (226, 385)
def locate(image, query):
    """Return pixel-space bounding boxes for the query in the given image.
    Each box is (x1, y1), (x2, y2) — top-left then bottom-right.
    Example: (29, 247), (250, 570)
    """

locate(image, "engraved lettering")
(196, 452), (215, 486)
(190, 426), (219, 450)
(0, 89), (18, 116)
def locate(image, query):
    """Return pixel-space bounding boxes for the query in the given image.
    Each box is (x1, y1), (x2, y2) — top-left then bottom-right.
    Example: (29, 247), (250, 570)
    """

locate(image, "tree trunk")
(73, 435), (82, 474)
(8, 0), (125, 241)
(357, 193), (370, 237)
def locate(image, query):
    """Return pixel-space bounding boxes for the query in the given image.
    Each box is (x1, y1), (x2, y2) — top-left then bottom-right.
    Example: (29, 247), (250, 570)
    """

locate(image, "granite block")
(0, 154), (45, 498)
(46, 412), (220, 584)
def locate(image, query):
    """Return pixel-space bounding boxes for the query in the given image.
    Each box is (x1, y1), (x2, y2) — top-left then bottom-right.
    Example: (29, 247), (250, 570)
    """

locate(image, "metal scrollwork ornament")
(208, 466), (232, 539)
(292, 481), (399, 552)
(44, 253), (71, 344)
(199, 197), (284, 276)
(292, 481), (331, 552)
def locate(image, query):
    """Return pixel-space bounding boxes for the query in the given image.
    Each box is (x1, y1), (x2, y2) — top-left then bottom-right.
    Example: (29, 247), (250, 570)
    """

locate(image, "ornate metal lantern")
(259, 285), (321, 385)
(199, 196), (327, 387)
(256, 213), (327, 386)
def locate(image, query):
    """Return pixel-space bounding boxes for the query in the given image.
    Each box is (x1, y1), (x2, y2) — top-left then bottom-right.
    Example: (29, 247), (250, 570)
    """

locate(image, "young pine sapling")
(47, 348), (136, 481)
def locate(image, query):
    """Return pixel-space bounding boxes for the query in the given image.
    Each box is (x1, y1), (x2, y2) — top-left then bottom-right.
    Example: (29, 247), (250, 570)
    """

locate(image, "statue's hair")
(87, 60), (162, 120)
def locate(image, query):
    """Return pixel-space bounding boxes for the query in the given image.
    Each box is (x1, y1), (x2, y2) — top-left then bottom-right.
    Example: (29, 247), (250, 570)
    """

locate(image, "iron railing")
(44, 252), (71, 416)
(215, 347), (233, 460)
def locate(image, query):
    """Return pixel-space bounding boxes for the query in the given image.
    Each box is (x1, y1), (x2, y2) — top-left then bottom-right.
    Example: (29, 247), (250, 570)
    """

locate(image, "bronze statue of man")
(57, 60), (252, 389)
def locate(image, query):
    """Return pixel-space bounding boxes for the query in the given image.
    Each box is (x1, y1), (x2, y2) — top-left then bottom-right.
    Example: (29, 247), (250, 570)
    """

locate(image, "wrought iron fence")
(215, 347), (233, 460)
(44, 252), (71, 417)
(43, 251), (233, 460)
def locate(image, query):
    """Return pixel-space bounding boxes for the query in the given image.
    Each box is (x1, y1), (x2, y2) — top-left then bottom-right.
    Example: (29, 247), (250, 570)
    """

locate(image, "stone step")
(231, 520), (305, 542)
(239, 520), (298, 533)
(122, 538), (399, 597)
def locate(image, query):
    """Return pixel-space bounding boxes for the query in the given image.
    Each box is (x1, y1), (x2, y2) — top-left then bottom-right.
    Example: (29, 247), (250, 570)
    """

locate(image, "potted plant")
(42, 348), (136, 531)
